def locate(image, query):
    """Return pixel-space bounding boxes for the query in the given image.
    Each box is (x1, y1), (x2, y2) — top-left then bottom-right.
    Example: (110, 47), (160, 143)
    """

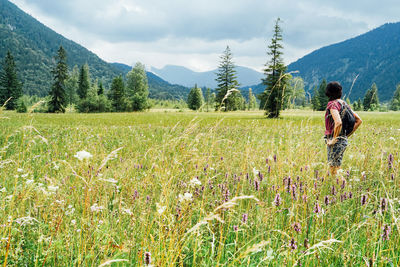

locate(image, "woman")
(325, 81), (362, 176)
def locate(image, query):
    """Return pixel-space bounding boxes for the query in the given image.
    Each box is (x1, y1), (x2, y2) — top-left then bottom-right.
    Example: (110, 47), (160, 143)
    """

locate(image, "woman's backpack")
(337, 100), (356, 136)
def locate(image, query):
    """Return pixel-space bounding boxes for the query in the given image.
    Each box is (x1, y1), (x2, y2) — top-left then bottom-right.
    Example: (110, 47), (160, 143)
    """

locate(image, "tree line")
(2, 19), (400, 115)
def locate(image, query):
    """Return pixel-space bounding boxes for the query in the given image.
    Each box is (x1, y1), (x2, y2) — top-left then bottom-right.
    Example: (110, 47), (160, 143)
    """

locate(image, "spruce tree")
(363, 83), (379, 111)
(311, 86), (320, 111)
(109, 75), (126, 112)
(259, 18), (289, 118)
(98, 81), (104, 95)
(187, 84), (204, 110)
(316, 79), (328, 110)
(48, 46), (68, 113)
(126, 62), (149, 111)
(77, 64), (90, 99)
(390, 84), (400, 111)
(0, 51), (22, 109)
(215, 46), (241, 111)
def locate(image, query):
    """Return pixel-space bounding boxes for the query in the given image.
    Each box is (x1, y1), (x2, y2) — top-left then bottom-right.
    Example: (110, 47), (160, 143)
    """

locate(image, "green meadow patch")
(0, 110), (399, 266)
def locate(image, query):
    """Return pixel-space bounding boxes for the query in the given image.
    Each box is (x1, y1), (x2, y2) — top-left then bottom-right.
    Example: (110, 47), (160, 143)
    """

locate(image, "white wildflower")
(189, 177), (201, 187)
(74, 150), (93, 161)
(122, 208), (133, 215)
(15, 216), (39, 226)
(0, 187), (6, 193)
(156, 203), (166, 215)
(90, 203), (104, 212)
(71, 219), (76, 225)
(21, 173), (29, 178)
(17, 168), (23, 173)
(253, 167), (260, 178)
(48, 185), (59, 192)
(179, 192), (193, 202)
(389, 137), (396, 141)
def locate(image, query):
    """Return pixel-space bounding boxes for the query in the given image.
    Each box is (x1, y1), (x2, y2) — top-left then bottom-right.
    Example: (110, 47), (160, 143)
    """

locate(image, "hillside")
(0, 0), (189, 100)
(151, 65), (263, 88)
(287, 22), (400, 102)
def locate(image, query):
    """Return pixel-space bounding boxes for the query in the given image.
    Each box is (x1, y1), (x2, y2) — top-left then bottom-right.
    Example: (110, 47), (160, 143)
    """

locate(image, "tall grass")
(0, 110), (399, 265)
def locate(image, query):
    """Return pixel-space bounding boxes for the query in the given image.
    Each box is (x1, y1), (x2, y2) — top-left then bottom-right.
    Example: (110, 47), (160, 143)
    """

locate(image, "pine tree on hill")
(0, 51), (22, 109)
(77, 64), (90, 99)
(215, 46), (241, 111)
(259, 18), (289, 118)
(48, 46), (68, 113)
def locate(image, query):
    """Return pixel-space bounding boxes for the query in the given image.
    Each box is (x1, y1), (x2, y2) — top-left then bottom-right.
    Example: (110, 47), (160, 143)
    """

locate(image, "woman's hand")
(326, 138), (338, 147)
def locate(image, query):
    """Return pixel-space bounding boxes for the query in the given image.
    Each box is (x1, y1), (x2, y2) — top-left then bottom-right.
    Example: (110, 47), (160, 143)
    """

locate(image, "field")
(0, 109), (399, 266)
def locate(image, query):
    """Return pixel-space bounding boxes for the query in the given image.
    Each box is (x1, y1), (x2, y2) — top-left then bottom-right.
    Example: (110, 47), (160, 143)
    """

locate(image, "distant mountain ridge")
(287, 22), (400, 102)
(151, 65), (264, 88)
(0, 0), (189, 99)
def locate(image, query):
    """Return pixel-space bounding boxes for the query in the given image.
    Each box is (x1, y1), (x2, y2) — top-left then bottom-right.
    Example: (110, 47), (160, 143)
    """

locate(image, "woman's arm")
(347, 111), (362, 137)
(327, 109), (342, 146)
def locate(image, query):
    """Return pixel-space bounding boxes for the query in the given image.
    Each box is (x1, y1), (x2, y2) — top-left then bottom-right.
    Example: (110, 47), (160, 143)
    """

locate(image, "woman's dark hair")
(325, 81), (342, 101)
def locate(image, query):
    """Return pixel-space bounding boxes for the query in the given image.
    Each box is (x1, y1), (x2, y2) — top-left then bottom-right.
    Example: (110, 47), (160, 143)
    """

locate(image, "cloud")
(9, 0), (400, 71)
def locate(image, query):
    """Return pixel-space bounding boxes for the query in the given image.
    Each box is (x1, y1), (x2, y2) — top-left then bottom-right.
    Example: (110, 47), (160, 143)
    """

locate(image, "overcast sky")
(9, 0), (400, 72)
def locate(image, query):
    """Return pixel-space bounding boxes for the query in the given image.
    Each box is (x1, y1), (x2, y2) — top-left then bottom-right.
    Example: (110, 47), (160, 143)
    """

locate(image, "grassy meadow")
(0, 109), (399, 266)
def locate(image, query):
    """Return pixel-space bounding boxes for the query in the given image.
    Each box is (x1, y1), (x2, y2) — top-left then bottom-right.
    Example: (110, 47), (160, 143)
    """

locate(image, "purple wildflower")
(341, 179), (346, 190)
(382, 225), (391, 241)
(254, 180), (260, 191)
(273, 154), (277, 163)
(241, 213), (248, 224)
(381, 198), (387, 212)
(388, 153), (394, 169)
(331, 185), (337, 196)
(314, 202), (321, 214)
(289, 238), (297, 250)
(293, 222), (301, 233)
(361, 195), (368, 205)
(291, 185), (297, 201)
(274, 193), (281, 207)
(324, 195), (330, 206)
(233, 225), (238, 232)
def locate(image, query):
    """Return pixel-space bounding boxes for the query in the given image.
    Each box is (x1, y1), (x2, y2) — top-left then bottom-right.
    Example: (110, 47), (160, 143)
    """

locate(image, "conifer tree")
(363, 83), (379, 111)
(311, 86), (320, 111)
(98, 81), (104, 95)
(390, 84), (400, 111)
(259, 18), (289, 118)
(316, 79), (328, 110)
(126, 62), (149, 111)
(109, 75), (126, 112)
(48, 46), (68, 113)
(0, 51), (22, 109)
(77, 64), (90, 99)
(205, 87), (212, 112)
(187, 84), (204, 110)
(215, 46), (241, 111)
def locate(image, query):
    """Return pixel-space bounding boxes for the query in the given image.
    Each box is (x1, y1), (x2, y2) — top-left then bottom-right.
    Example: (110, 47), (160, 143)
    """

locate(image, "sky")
(9, 0), (400, 72)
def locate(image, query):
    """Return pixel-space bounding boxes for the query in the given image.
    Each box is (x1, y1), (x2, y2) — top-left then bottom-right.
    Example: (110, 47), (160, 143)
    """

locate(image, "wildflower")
(381, 198), (387, 212)
(90, 203), (104, 212)
(289, 238), (297, 250)
(189, 177), (201, 187)
(291, 185), (297, 200)
(48, 185), (59, 192)
(71, 219), (76, 225)
(178, 192), (193, 203)
(382, 225), (391, 241)
(274, 193), (281, 207)
(361, 195), (368, 205)
(292, 222), (301, 233)
(144, 252), (151, 265)
(156, 203), (166, 215)
(233, 225), (238, 232)
(314, 202), (321, 214)
(0, 187), (6, 193)
(348, 192), (353, 199)
(324, 195), (330, 206)
(273, 154), (277, 163)
(17, 168), (23, 172)
(254, 179), (260, 191)
(331, 185), (337, 196)
(388, 153), (394, 169)
(341, 179), (346, 189)
(241, 213), (248, 224)
(122, 208), (133, 215)
(74, 150), (93, 161)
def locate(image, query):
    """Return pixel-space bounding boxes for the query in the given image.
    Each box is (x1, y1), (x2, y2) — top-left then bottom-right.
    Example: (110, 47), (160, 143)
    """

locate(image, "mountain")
(112, 63), (190, 100)
(0, 0), (189, 100)
(151, 65), (264, 88)
(287, 22), (400, 102)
